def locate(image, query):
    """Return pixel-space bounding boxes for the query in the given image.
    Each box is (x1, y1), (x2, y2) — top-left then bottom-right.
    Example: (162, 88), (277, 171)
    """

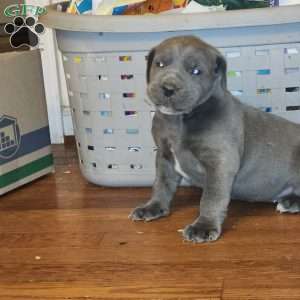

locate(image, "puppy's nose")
(162, 85), (175, 97)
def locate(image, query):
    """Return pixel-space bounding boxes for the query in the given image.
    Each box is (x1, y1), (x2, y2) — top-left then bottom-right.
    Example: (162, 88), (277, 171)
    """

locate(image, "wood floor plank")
(0, 232), (105, 248)
(0, 233), (299, 265)
(223, 289), (300, 300)
(0, 207), (299, 235)
(0, 282), (222, 299)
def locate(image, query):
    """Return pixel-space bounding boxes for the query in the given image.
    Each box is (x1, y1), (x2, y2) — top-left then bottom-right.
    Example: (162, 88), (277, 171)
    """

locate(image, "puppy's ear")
(214, 55), (227, 89)
(146, 48), (156, 84)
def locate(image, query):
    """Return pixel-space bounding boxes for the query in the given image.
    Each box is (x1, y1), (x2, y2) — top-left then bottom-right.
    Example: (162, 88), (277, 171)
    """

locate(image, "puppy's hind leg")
(129, 149), (181, 222)
(277, 148), (300, 213)
(276, 192), (300, 214)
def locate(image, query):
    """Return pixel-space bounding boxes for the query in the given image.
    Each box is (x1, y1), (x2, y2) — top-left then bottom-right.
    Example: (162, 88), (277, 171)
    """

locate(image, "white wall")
(26, 0), (69, 143)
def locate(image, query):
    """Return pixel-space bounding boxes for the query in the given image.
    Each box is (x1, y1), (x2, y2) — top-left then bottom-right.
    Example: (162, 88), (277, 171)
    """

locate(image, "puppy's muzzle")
(160, 75), (182, 98)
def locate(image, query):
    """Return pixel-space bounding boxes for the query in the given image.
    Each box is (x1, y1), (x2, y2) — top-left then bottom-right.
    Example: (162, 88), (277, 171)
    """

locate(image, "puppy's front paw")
(183, 221), (221, 243)
(129, 202), (169, 222)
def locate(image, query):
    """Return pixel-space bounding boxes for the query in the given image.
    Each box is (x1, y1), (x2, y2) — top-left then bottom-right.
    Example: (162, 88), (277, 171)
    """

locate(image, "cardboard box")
(0, 50), (54, 195)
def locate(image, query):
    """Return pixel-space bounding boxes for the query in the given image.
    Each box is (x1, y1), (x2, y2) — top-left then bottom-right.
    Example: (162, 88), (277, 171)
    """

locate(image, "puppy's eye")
(191, 68), (201, 75)
(156, 61), (165, 68)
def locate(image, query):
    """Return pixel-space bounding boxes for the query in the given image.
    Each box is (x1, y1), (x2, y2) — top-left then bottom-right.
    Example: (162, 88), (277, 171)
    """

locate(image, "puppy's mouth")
(157, 105), (185, 115)
(148, 84), (192, 115)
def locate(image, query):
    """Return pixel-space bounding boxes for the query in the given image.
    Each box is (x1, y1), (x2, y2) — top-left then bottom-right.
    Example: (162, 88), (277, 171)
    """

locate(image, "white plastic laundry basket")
(42, 3), (300, 186)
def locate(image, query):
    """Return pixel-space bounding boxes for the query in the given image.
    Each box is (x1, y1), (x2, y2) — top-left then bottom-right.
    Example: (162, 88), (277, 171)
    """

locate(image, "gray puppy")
(129, 36), (300, 243)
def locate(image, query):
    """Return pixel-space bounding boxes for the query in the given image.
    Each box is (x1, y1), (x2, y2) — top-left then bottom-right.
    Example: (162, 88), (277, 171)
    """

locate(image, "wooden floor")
(0, 142), (300, 299)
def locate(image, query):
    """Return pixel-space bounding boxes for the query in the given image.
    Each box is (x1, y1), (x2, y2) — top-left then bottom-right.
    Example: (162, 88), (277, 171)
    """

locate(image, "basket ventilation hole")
(285, 68), (299, 74)
(126, 129), (139, 134)
(73, 56), (82, 64)
(130, 164), (143, 170)
(85, 128), (92, 134)
(104, 128), (114, 134)
(92, 162), (97, 168)
(257, 89), (271, 95)
(128, 146), (141, 152)
(125, 111), (137, 117)
(231, 90), (243, 96)
(284, 48), (298, 55)
(108, 164), (118, 169)
(100, 111), (112, 117)
(227, 71), (242, 78)
(105, 146), (116, 151)
(286, 87), (299, 93)
(88, 145), (94, 151)
(98, 75), (108, 81)
(121, 74), (134, 80)
(260, 107), (272, 113)
(226, 51), (240, 58)
(123, 92), (135, 98)
(99, 93), (110, 100)
(286, 106), (300, 111)
(119, 56), (131, 62)
(256, 69), (271, 75)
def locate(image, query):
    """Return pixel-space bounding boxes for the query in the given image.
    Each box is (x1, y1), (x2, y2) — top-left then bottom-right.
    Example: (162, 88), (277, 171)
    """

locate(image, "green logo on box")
(4, 4), (47, 17)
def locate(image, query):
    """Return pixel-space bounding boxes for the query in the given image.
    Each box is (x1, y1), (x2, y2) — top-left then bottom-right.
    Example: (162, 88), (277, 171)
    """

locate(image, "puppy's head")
(146, 36), (226, 115)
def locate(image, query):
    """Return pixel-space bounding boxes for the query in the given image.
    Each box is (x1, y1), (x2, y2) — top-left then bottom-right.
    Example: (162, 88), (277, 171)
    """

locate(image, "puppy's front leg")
(129, 149), (181, 222)
(183, 160), (236, 243)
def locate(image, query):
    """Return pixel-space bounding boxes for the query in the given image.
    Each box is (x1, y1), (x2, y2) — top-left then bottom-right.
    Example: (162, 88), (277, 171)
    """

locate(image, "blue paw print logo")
(4, 16), (45, 48)
(0, 115), (21, 160)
